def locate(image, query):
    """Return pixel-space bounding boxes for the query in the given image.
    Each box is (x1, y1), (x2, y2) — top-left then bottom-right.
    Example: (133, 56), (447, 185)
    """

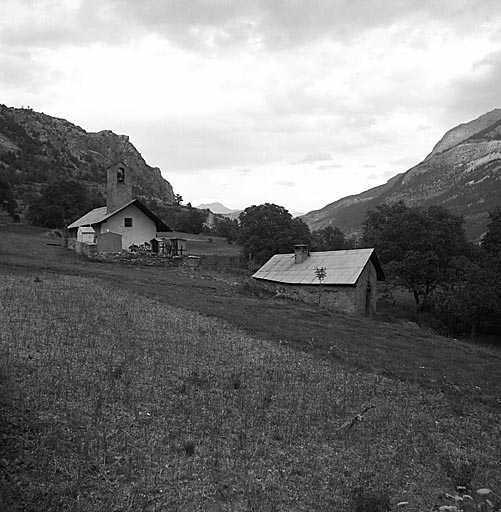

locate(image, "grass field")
(0, 224), (500, 511)
(166, 231), (242, 257)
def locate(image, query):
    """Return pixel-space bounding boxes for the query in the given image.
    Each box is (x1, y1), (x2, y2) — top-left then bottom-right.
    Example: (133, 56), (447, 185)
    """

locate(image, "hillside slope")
(0, 105), (175, 206)
(302, 109), (501, 240)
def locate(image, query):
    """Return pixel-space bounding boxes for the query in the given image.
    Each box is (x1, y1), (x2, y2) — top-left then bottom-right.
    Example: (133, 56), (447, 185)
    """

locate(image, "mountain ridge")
(302, 109), (501, 241)
(196, 202), (242, 215)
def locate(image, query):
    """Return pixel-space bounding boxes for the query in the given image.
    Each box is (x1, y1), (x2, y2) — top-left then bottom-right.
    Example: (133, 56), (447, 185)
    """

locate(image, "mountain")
(197, 202), (304, 219)
(302, 109), (501, 241)
(0, 105), (175, 207)
(196, 202), (243, 221)
(196, 202), (241, 215)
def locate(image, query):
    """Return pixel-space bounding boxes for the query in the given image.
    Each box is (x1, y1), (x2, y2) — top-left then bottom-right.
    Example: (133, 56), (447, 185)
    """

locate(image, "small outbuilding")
(252, 245), (385, 316)
(97, 231), (123, 253)
(150, 237), (187, 256)
(77, 226), (96, 243)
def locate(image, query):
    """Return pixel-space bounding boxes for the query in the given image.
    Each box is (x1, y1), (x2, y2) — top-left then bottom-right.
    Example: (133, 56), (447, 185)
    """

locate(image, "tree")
(238, 203), (311, 265)
(174, 194), (183, 206)
(362, 202), (469, 304)
(27, 179), (93, 228)
(0, 178), (17, 216)
(426, 254), (501, 337)
(314, 267), (327, 305)
(311, 226), (346, 251)
(174, 207), (207, 234)
(481, 207), (501, 256)
(213, 216), (240, 243)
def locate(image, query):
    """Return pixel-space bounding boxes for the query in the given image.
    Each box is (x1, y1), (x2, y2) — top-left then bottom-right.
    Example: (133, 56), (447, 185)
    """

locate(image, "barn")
(252, 245), (385, 316)
(67, 163), (170, 251)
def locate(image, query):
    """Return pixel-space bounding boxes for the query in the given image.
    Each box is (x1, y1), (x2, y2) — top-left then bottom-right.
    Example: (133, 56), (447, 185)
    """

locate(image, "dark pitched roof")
(252, 248), (384, 285)
(67, 199), (171, 232)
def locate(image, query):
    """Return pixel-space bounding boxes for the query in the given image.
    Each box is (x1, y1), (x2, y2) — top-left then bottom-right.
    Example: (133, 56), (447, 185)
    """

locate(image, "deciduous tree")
(427, 254), (501, 337)
(311, 226), (347, 251)
(481, 207), (501, 256)
(362, 202), (469, 304)
(238, 203), (311, 265)
(213, 216), (240, 243)
(0, 178), (17, 215)
(27, 179), (94, 228)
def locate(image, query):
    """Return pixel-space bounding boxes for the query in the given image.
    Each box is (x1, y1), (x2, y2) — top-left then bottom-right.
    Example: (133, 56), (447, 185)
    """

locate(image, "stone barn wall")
(353, 261), (378, 316)
(257, 281), (358, 314)
(254, 261), (379, 316)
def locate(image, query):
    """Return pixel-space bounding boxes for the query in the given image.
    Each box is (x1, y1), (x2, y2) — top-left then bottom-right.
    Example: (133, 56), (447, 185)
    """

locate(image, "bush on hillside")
(26, 179), (99, 229)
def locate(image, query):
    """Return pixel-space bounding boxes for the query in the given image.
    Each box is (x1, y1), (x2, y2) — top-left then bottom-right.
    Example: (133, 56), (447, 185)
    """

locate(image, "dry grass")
(1, 272), (500, 511)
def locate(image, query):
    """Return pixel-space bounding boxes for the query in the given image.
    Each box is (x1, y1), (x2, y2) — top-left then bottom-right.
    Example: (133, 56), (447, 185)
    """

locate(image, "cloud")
(0, 48), (57, 94)
(0, 0), (127, 49)
(4, 0), (501, 53)
(444, 50), (501, 123)
(292, 151), (332, 165)
(275, 180), (295, 187)
(318, 163), (344, 170)
(112, 0), (501, 52)
(389, 156), (419, 169)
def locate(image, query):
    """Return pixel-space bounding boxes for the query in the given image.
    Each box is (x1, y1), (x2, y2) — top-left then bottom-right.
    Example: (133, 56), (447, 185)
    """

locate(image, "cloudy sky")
(2, 0), (501, 213)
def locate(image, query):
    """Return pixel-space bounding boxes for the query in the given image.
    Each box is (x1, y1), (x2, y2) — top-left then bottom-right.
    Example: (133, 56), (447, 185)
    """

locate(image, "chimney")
(106, 163), (133, 214)
(294, 244), (309, 264)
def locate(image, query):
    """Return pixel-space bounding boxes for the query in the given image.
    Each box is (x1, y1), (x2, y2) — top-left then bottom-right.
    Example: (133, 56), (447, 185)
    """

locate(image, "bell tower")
(106, 163), (133, 214)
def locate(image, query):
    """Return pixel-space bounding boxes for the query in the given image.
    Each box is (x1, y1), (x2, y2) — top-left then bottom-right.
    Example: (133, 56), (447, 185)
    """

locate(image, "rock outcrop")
(302, 109), (501, 241)
(0, 105), (175, 205)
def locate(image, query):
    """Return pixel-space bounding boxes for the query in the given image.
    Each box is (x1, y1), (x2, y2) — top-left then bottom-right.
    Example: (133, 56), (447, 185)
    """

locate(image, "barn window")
(124, 217), (133, 227)
(117, 167), (125, 183)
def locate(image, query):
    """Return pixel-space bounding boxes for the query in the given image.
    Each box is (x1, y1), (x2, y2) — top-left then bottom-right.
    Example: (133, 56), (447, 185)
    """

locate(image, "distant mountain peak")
(427, 108), (501, 159)
(196, 202), (240, 214)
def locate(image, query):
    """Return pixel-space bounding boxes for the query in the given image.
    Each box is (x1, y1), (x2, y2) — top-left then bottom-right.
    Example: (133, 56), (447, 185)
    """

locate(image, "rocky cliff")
(302, 109), (501, 241)
(0, 105), (175, 205)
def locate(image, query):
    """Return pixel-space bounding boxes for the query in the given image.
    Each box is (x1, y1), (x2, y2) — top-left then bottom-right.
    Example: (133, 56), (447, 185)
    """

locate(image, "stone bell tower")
(106, 162), (133, 214)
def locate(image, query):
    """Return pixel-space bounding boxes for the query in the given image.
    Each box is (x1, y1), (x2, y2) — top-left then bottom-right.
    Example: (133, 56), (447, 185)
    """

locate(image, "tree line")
(361, 202), (501, 337)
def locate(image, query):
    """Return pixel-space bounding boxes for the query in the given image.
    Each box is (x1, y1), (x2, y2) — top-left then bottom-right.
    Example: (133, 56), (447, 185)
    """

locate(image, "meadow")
(1, 269), (500, 512)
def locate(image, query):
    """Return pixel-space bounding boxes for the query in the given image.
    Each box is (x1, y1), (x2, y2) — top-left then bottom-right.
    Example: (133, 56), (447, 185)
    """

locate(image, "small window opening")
(124, 217), (133, 227)
(117, 167), (125, 183)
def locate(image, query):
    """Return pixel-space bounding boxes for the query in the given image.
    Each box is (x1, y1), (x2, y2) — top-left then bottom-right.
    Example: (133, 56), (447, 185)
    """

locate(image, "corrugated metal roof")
(253, 248), (382, 286)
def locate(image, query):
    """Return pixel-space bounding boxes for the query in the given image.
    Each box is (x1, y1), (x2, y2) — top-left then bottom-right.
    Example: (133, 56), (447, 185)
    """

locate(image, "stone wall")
(91, 252), (184, 267)
(353, 261), (378, 316)
(257, 281), (358, 314)
(74, 241), (97, 258)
